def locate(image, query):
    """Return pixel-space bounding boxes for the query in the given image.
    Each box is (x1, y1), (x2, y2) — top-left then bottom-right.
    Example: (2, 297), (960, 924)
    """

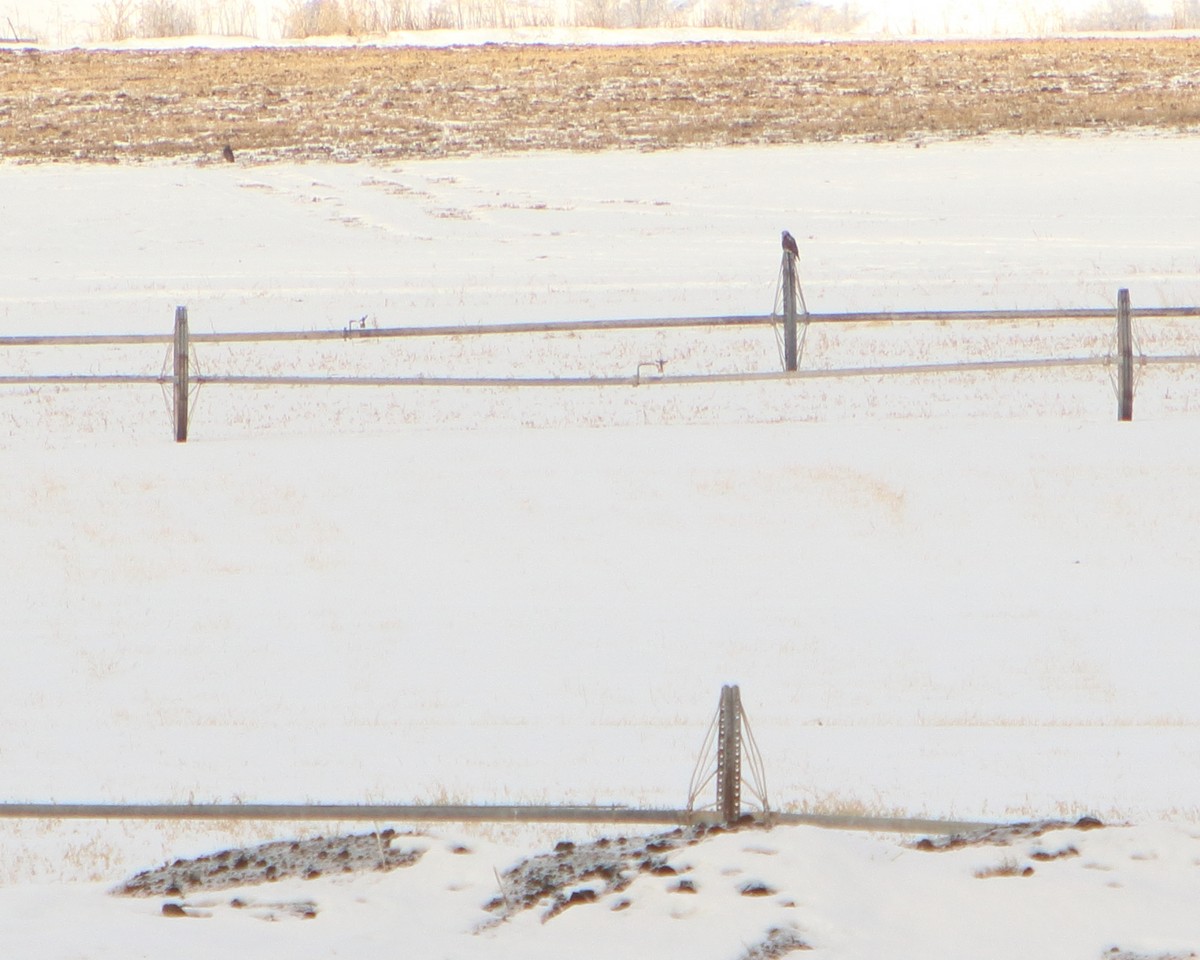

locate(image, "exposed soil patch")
(479, 821), (808, 954)
(1030, 844), (1081, 862)
(974, 859), (1036, 879)
(113, 828), (424, 897)
(2, 39), (1199, 163)
(910, 815), (1105, 852)
(483, 819), (761, 925)
(486, 826), (694, 924)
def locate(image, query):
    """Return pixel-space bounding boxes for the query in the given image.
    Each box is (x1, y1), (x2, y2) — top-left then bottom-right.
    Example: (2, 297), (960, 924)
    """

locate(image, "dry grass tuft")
(974, 857), (1035, 879)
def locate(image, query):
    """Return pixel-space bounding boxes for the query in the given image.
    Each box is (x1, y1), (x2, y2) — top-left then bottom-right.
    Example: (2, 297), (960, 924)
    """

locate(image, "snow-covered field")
(3, 135), (1200, 957)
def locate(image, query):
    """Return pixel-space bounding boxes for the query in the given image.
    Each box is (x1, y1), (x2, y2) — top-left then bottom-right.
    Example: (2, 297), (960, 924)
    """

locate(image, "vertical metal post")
(716, 684), (742, 824)
(173, 305), (189, 443)
(1117, 288), (1133, 422)
(782, 253), (798, 372)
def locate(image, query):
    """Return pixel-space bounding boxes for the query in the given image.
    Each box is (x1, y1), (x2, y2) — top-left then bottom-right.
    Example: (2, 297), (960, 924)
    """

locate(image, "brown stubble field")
(1, 38), (1199, 163)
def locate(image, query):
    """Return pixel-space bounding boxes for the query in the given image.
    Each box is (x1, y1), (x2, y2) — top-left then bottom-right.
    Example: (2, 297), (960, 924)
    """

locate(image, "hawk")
(781, 230), (799, 257)
(222, 144), (235, 163)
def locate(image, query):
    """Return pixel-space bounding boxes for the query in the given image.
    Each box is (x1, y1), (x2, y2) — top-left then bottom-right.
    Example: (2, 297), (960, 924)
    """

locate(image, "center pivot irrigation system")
(0, 685), (997, 836)
(153, 244), (1155, 441)
(2, 232), (1185, 442)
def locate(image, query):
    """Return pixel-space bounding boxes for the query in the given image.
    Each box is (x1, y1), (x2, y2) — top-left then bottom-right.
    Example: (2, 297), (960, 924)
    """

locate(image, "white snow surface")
(3, 136), (1200, 957)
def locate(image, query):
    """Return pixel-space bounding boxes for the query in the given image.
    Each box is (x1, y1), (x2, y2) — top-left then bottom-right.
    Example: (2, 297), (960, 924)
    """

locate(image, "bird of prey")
(781, 230), (799, 256)
(222, 144), (235, 163)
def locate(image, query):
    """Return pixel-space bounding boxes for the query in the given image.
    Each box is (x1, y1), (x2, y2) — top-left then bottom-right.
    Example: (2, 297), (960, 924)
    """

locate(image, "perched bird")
(781, 230), (799, 257)
(222, 144), (235, 163)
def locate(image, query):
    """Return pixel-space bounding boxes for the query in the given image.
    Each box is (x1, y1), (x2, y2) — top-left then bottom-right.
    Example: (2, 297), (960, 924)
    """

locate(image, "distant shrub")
(278, 0), (391, 36)
(138, 0), (198, 36)
(278, 0), (559, 34)
(1171, 0), (1200, 27)
(1068, 0), (1172, 30)
(93, 0), (137, 40)
(200, 0), (259, 35)
(92, 0), (207, 39)
(701, 0), (862, 31)
(277, 0), (857, 34)
(279, 0), (342, 36)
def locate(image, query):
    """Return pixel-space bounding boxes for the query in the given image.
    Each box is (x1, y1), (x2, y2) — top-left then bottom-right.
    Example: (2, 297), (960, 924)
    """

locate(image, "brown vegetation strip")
(2, 38), (1199, 163)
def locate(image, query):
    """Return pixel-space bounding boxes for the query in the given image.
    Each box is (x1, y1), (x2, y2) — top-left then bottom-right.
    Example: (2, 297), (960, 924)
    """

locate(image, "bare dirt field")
(1, 38), (1199, 163)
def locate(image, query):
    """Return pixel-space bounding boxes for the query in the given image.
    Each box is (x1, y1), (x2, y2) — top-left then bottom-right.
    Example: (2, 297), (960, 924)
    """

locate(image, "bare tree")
(1071, 0), (1164, 30)
(382, 0), (425, 29)
(93, 0), (138, 39)
(342, 0), (388, 31)
(279, 0), (348, 36)
(138, 0), (197, 36)
(198, 0), (258, 35)
(576, 0), (619, 27)
(623, 0), (669, 27)
(1017, 1), (1067, 35)
(423, 0), (457, 28)
(697, 0), (842, 31)
(1172, 0), (1200, 27)
(794, 0), (862, 30)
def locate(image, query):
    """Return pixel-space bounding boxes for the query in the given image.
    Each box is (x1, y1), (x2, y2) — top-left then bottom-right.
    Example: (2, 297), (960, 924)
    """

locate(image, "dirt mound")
(113, 828), (424, 897)
(482, 821), (808, 955)
(115, 820), (807, 950)
(910, 815), (1105, 852)
(484, 819), (763, 925)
